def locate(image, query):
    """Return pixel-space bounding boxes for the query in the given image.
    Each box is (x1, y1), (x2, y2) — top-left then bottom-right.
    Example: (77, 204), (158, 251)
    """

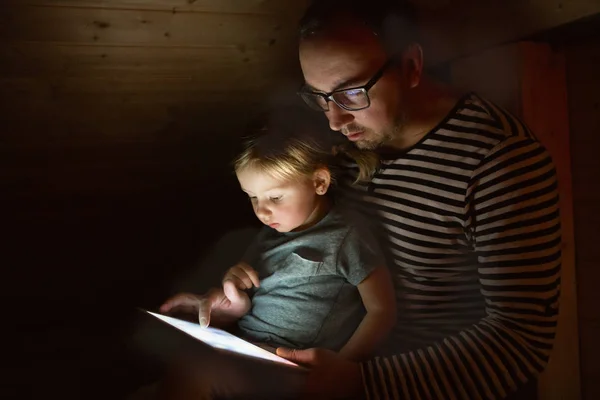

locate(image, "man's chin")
(354, 139), (379, 151)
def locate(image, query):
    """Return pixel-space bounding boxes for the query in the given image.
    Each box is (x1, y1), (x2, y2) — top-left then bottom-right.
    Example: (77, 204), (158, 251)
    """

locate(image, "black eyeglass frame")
(298, 57), (396, 112)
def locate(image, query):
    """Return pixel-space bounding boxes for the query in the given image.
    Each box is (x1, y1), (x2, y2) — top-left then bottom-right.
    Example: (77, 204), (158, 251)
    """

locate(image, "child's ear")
(313, 168), (331, 195)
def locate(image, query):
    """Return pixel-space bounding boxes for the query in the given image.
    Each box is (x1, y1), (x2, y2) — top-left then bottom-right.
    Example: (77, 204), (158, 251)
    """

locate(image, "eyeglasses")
(298, 58), (395, 112)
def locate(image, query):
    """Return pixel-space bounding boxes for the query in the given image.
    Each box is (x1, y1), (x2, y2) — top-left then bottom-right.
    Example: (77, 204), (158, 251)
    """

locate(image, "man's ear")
(401, 43), (424, 89)
(313, 168), (331, 195)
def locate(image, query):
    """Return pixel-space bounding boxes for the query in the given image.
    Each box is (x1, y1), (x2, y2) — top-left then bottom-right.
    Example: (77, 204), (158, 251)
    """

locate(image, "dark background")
(0, 2), (309, 397)
(2, 1), (600, 399)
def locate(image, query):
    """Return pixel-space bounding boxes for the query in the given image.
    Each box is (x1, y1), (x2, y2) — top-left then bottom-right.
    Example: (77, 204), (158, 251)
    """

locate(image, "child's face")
(236, 167), (329, 233)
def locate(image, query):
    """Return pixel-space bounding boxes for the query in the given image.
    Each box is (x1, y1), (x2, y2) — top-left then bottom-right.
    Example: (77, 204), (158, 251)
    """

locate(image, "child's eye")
(270, 196), (282, 202)
(248, 196), (258, 203)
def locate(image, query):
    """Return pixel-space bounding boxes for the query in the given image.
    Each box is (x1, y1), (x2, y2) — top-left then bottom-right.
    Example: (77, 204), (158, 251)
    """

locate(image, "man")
(274, 0), (562, 399)
(161, 1), (561, 399)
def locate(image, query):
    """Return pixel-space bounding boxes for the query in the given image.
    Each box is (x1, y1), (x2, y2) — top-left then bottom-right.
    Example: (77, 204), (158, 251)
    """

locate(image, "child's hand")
(222, 262), (260, 290)
(159, 288), (250, 328)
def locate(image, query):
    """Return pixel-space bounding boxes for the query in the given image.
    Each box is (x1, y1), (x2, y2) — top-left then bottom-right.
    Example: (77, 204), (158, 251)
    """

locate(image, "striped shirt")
(339, 93), (561, 400)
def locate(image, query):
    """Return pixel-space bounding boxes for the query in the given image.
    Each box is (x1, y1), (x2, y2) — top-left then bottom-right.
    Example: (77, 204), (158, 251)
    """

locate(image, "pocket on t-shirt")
(279, 251), (324, 278)
(286, 250), (340, 279)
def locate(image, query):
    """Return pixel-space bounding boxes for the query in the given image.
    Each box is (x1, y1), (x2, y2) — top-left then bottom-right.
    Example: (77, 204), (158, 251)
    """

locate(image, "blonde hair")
(234, 108), (379, 184)
(332, 143), (380, 183)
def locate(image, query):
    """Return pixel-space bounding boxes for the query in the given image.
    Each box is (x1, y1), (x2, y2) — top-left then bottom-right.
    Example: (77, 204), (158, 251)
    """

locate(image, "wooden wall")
(1, 1), (307, 398)
(565, 29), (600, 400)
(420, 0), (600, 65)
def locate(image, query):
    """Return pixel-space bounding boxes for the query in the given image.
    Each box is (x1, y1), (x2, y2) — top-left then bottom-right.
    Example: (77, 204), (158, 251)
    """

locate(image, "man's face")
(299, 26), (408, 150)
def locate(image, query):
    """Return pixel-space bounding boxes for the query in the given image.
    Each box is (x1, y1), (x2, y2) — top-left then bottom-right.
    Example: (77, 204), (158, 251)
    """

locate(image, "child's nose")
(255, 203), (271, 219)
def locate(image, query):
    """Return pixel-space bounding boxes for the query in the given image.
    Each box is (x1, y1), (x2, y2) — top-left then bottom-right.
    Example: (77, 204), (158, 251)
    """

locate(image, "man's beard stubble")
(350, 113), (406, 151)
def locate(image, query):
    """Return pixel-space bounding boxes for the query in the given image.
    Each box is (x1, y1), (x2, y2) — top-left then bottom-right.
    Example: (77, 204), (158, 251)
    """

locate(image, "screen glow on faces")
(146, 311), (300, 368)
(237, 167), (319, 233)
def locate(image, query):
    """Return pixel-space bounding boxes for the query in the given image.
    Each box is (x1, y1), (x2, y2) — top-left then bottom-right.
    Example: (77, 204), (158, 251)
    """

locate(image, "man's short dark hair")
(298, 0), (419, 53)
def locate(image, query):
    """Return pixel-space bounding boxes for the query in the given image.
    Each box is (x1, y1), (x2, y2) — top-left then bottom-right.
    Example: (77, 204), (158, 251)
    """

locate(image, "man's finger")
(276, 347), (318, 365)
(159, 293), (199, 313)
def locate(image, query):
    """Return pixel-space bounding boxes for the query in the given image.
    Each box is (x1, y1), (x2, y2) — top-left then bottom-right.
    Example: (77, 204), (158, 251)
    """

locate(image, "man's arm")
(360, 136), (561, 399)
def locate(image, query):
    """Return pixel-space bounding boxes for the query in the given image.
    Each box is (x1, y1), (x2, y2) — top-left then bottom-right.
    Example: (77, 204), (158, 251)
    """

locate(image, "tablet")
(142, 309), (302, 369)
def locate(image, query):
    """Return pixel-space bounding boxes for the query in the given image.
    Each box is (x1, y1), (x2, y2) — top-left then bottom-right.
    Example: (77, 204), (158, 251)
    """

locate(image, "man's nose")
(326, 103), (354, 131)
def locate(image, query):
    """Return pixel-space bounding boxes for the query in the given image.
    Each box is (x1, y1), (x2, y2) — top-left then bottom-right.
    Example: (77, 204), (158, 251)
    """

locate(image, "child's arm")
(338, 265), (396, 361)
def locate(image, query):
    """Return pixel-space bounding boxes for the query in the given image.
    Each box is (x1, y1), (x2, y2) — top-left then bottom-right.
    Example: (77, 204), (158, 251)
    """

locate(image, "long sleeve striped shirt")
(339, 93), (561, 400)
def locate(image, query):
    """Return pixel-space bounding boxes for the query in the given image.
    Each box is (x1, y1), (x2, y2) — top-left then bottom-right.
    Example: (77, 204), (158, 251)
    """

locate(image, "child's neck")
(291, 196), (332, 233)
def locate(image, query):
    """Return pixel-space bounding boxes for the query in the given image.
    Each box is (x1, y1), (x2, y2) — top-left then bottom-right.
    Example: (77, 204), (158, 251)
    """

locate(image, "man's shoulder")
(455, 93), (540, 147)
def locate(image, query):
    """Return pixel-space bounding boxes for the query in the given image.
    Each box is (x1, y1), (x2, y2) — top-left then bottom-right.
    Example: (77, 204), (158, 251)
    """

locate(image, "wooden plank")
(0, 91), (263, 145)
(565, 34), (600, 204)
(564, 36), (600, 400)
(582, 377), (600, 400)
(421, 0), (600, 65)
(569, 203), (600, 263)
(0, 59), (301, 144)
(0, 5), (299, 48)
(0, 75), (280, 114)
(576, 260), (600, 320)
(0, 75), (277, 97)
(578, 318), (600, 400)
(2, 0), (310, 15)
(518, 41), (580, 400)
(0, 42), (295, 78)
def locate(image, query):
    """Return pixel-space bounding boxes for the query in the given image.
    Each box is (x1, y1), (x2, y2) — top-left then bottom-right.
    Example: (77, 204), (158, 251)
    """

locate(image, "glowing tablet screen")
(145, 311), (300, 368)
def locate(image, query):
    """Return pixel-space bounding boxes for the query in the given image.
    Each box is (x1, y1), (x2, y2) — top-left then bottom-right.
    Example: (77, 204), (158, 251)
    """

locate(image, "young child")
(161, 110), (396, 362)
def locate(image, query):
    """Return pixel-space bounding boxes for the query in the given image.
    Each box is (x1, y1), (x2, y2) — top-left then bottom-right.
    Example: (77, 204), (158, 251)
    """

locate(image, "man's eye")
(344, 89), (363, 97)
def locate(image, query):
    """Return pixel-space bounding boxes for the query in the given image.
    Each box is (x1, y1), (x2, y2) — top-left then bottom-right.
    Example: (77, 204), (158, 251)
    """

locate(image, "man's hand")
(159, 286), (250, 328)
(276, 347), (364, 399)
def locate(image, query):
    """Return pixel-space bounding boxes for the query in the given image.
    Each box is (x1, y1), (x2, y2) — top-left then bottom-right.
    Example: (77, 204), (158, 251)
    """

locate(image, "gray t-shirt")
(236, 206), (384, 351)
